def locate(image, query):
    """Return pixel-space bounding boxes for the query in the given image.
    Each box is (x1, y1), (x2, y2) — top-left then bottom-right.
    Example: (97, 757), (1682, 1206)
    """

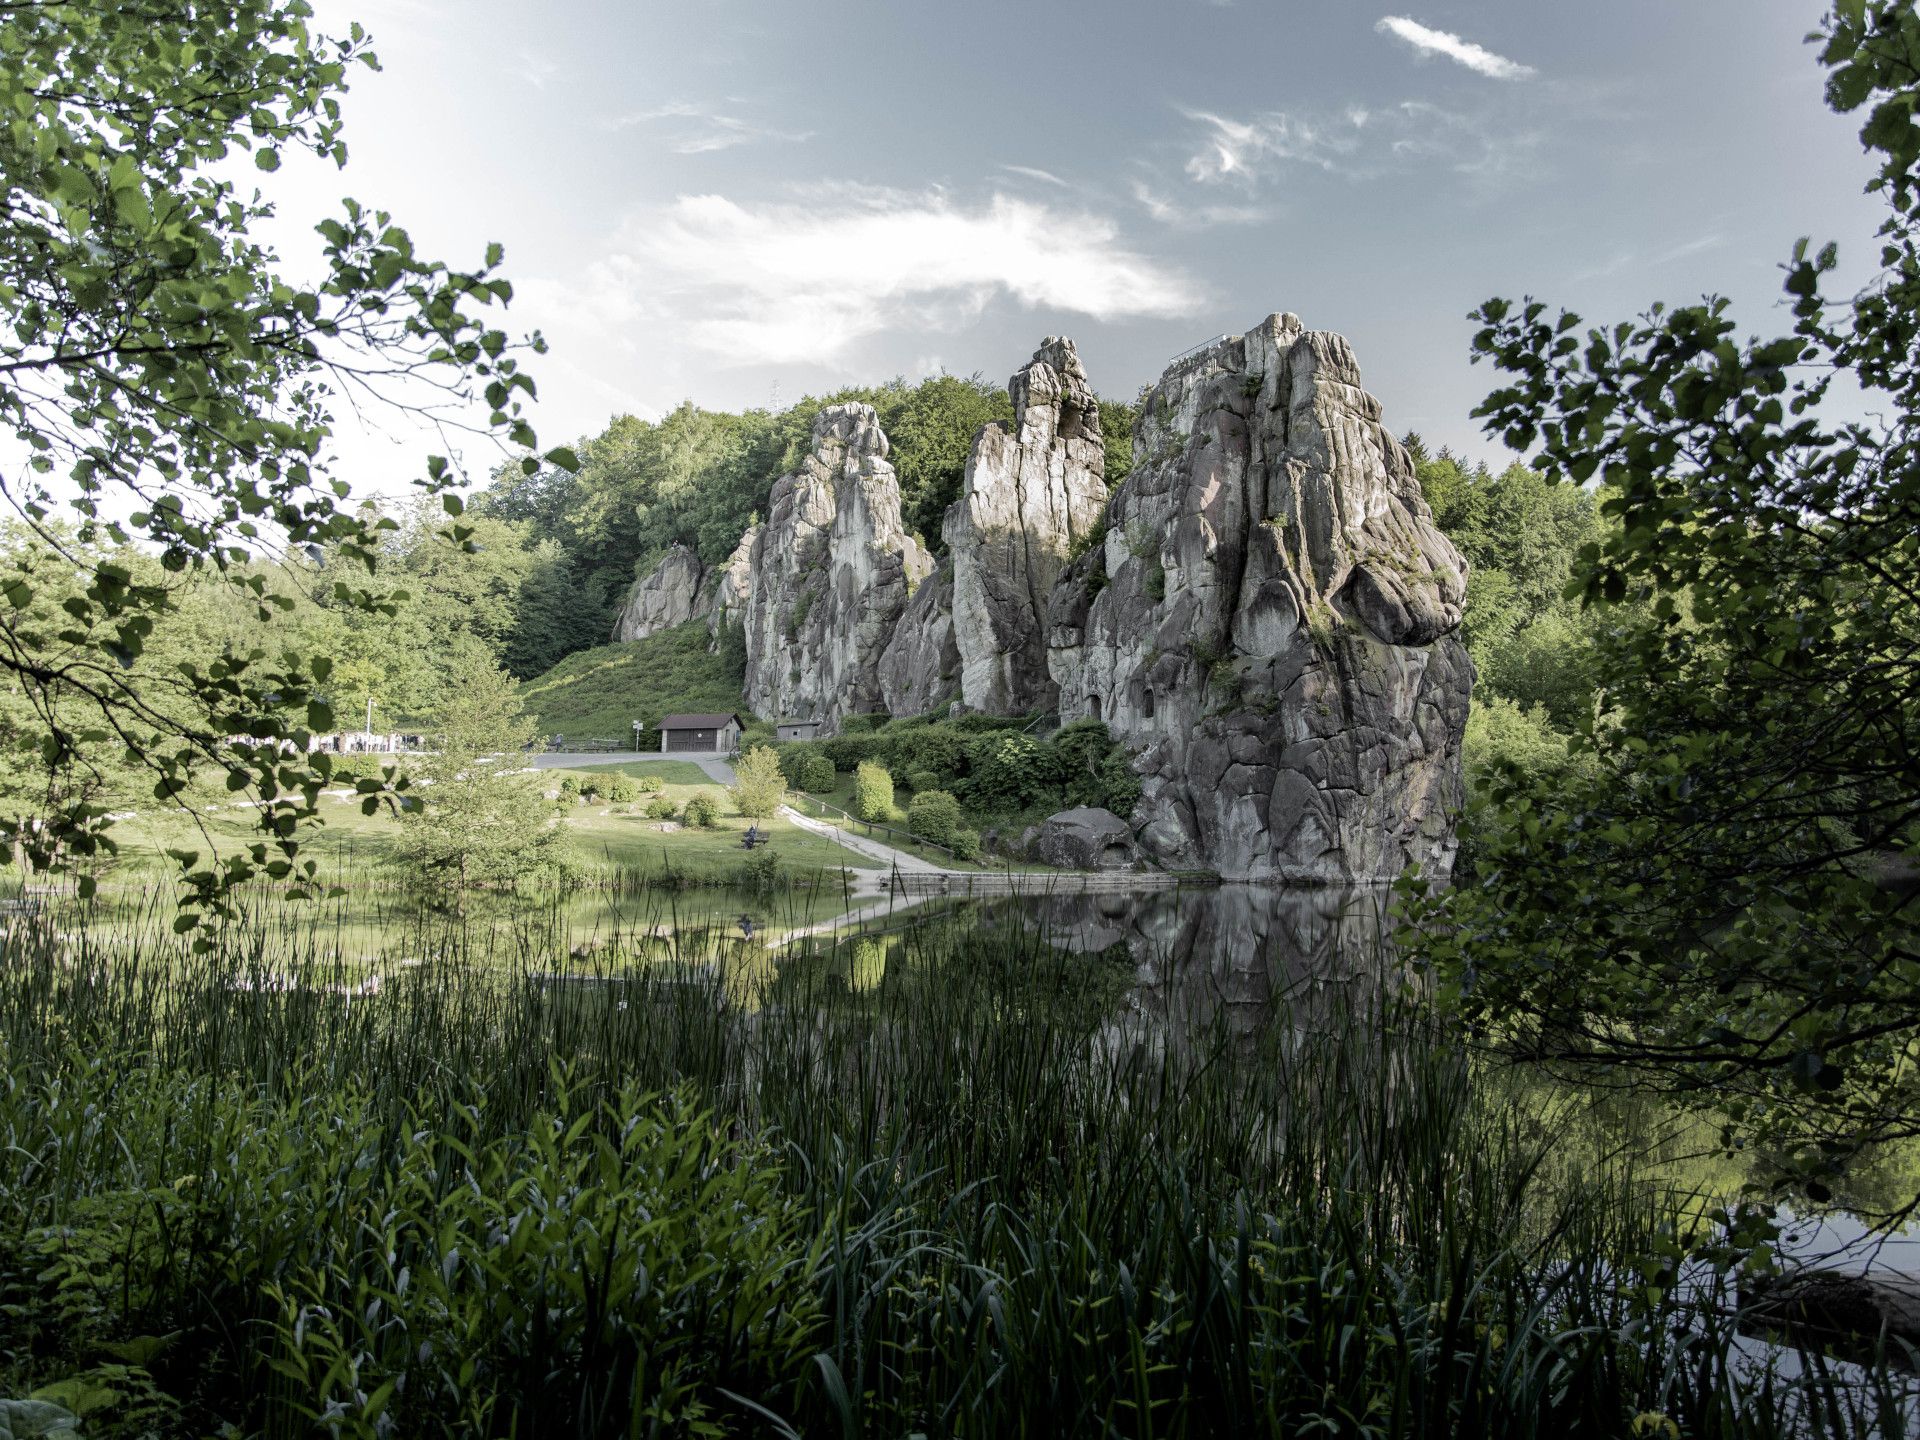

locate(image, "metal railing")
(1164, 333), (1231, 369)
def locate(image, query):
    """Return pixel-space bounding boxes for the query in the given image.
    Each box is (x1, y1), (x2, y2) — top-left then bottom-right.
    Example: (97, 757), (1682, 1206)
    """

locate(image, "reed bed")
(0, 896), (1910, 1437)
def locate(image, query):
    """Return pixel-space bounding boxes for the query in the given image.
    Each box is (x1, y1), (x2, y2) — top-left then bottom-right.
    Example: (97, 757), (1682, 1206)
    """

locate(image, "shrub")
(799, 754), (837, 793)
(852, 761), (894, 823)
(820, 734), (881, 772)
(950, 827), (981, 862)
(578, 776), (601, 801)
(731, 745), (786, 819)
(905, 768), (940, 794)
(961, 733), (1059, 812)
(645, 795), (677, 820)
(682, 792), (720, 828)
(774, 743), (813, 786)
(633, 773), (663, 794)
(556, 775), (581, 803)
(607, 776), (639, 805)
(907, 789), (964, 848)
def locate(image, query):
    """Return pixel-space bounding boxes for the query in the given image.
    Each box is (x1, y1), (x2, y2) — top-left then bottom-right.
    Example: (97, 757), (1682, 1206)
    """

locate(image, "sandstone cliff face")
(946, 338), (1110, 715)
(878, 561), (959, 717)
(611, 542), (705, 643)
(1046, 312), (1471, 884)
(742, 404), (932, 727)
(700, 524), (757, 648)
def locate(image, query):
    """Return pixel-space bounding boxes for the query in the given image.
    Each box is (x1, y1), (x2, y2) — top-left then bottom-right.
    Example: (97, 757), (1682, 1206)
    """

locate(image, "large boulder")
(611, 542), (706, 643)
(1034, 806), (1140, 870)
(741, 404), (932, 730)
(1046, 312), (1471, 884)
(947, 338), (1110, 715)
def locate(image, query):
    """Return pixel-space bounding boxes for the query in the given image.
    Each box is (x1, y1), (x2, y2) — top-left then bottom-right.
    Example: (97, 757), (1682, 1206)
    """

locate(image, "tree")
(0, 2), (569, 920)
(852, 762), (894, 823)
(730, 745), (786, 819)
(1408, 2), (1920, 1189)
(395, 649), (558, 903)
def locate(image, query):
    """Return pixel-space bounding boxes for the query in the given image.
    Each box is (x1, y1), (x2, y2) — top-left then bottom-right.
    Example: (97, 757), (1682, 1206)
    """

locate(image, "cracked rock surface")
(1045, 312), (1471, 884)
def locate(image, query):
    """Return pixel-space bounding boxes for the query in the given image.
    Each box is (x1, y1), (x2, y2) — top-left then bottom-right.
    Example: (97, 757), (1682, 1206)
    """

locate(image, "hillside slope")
(519, 621), (752, 742)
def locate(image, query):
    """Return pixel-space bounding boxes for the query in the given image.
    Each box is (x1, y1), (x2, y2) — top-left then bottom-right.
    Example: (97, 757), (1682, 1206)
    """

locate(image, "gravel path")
(778, 804), (946, 874)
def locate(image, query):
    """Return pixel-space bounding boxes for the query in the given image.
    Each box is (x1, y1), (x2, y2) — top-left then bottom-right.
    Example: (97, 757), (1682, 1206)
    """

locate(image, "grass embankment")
(3, 911), (1907, 1437)
(101, 759), (880, 889)
(518, 620), (769, 746)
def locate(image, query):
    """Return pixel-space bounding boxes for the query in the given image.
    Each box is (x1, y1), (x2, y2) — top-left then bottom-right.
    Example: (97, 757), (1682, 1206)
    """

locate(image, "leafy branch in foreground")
(0, 2), (576, 928)
(1405, 0), (1920, 1194)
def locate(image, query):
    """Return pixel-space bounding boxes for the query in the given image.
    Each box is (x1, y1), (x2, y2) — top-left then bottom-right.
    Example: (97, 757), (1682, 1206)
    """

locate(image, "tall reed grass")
(0, 895), (1910, 1437)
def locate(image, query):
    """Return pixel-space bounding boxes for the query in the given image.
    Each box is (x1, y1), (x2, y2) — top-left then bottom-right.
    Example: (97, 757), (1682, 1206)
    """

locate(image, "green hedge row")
(773, 718), (1139, 819)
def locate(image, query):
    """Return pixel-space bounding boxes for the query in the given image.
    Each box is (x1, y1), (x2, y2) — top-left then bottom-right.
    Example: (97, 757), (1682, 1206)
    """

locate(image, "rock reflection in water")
(990, 884), (1397, 1046)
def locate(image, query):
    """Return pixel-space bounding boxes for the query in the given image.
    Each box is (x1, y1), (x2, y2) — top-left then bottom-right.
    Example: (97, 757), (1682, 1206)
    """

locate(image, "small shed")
(776, 719), (823, 742)
(657, 713), (743, 755)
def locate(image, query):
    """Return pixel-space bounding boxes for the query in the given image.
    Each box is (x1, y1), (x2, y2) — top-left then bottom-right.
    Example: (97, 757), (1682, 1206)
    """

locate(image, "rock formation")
(741, 403), (932, 728)
(878, 562), (959, 717)
(700, 525), (757, 647)
(945, 338), (1110, 715)
(1046, 312), (1471, 884)
(611, 542), (706, 643)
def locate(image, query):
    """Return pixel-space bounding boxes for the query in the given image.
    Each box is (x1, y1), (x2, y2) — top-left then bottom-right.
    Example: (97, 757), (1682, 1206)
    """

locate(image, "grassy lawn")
(573, 758), (713, 785)
(97, 765), (881, 885)
(547, 766), (882, 875)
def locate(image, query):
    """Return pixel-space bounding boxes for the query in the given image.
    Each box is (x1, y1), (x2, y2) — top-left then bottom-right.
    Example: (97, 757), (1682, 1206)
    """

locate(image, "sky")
(283, 0), (1884, 492)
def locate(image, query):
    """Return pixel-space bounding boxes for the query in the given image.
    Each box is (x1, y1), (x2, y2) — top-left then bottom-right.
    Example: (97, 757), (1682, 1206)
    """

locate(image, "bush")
(905, 768), (940, 794)
(949, 827), (981, 862)
(682, 792), (720, 828)
(798, 753), (837, 793)
(907, 789), (964, 848)
(852, 761), (894, 823)
(774, 743), (812, 786)
(578, 776), (601, 801)
(820, 733), (882, 773)
(645, 795), (677, 820)
(633, 774), (663, 794)
(556, 775), (581, 803)
(607, 776), (639, 805)
(961, 732), (1059, 812)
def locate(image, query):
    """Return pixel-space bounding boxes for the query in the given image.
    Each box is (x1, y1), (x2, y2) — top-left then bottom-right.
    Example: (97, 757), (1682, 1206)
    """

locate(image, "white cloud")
(579, 188), (1200, 365)
(1180, 107), (1358, 182)
(1375, 17), (1534, 81)
(607, 101), (812, 154)
(1177, 100), (1532, 188)
(1130, 179), (1267, 228)
(1001, 164), (1069, 187)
